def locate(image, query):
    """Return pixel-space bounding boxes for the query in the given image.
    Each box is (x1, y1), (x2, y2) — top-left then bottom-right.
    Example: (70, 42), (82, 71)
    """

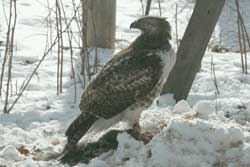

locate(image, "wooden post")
(161, 0), (225, 101)
(86, 0), (116, 48)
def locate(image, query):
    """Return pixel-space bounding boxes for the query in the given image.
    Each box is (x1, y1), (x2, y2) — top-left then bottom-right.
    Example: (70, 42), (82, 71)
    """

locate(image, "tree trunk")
(86, 0), (116, 48)
(161, 0), (225, 102)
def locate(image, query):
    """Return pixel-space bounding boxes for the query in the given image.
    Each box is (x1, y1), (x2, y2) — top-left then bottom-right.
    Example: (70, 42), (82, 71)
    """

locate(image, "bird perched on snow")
(63, 16), (176, 152)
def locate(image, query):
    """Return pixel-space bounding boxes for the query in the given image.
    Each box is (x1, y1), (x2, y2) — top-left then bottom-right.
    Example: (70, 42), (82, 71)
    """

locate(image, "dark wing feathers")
(80, 47), (163, 119)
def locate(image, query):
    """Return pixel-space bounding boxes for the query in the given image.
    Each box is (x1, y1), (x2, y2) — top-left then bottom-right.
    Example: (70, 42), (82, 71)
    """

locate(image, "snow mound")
(0, 145), (24, 161)
(149, 119), (244, 167)
(89, 100), (250, 167)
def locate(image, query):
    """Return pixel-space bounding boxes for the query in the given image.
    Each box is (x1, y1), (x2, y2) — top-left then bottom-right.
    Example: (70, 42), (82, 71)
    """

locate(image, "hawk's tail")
(63, 112), (98, 152)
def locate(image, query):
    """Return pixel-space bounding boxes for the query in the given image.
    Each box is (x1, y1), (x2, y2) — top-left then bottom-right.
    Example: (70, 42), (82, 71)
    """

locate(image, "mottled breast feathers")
(80, 47), (164, 119)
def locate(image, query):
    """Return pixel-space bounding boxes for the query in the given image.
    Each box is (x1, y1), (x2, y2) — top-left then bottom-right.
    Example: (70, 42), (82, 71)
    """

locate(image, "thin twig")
(235, 0), (249, 74)
(157, 0), (162, 16)
(59, 0), (77, 103)
(240, 21), (247, 74)
(211, 56), (220, 95)
(4, 0), (17, 113)
(235, 0), (245, 73)
(0, 0), (13, 96)
(56, 0), (61, 95)
(57, 0), (64, 93)
(236, 1), (249, 74)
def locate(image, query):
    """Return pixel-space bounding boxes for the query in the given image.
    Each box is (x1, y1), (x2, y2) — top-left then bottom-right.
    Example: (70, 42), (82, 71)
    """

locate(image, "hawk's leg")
(128, 123), (152, 144)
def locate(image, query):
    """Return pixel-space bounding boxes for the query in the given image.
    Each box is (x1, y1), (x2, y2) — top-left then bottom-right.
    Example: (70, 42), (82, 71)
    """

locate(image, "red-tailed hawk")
(63, 16), (176, 152)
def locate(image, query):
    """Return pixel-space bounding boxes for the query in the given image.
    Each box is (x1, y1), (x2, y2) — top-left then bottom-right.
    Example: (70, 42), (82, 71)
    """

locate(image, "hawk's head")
(130, 16), (171, 40)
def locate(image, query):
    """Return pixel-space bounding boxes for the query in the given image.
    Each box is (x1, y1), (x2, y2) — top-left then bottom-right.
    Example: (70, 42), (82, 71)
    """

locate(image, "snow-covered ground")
(1, 0), (250, 166)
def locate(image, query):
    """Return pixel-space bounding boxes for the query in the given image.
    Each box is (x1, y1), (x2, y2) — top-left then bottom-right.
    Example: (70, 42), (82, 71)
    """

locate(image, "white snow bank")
(3, 97), (250, 167)
(86, 100), (250, 167)
(0, 145), (24, 161)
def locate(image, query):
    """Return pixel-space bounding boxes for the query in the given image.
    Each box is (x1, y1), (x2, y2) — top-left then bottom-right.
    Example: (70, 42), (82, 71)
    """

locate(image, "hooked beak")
(130, 20), (138, 29)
